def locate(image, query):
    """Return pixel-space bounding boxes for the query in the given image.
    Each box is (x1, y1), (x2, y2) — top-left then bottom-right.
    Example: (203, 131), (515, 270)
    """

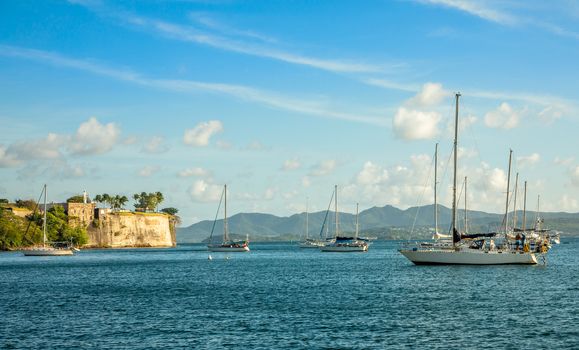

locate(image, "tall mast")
(522, 181), (527, 231)
(512, 173), (519, 230)
(305, 198), (309, 240)
(224, 184), (228, 243)
(434, 143), (439, 235)
(464, 176), (468, 234)
(43, 184), (47, 248)
(535, 195), (541, 230)
(451, 93), (460, 245)
(355, 203), (359, 239)
(504, 150), (513, 236)
(334, 185), (339, 238)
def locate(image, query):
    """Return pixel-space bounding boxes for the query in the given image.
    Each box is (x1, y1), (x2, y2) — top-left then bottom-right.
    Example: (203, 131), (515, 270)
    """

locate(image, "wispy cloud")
(70, 2), (387, 74)
(416, 0), (579, 41)
(0, 44), (389, 127)
(416, 0), (517, 25)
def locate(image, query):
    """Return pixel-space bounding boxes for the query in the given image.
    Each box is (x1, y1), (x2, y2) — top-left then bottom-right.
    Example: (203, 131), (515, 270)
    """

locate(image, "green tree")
(32, 206), (88, 245)
(134, 192), (164, 211)
(0, 199), (9, 204)
(155, 192), (164, 211)
(161, 207), (178, 215)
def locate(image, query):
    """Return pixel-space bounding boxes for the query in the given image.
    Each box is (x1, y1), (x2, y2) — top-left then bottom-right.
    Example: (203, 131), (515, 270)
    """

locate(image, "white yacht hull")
(207, 246), (250, 252)
(399, 249), (537, 265)
(23, 248), (74, 256)
(320, 245), (368, 252)
(299, 241), (325, 248)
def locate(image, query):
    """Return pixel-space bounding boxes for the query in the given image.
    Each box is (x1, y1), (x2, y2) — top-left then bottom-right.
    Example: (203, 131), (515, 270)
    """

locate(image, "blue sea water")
(1, 240), (578, 349)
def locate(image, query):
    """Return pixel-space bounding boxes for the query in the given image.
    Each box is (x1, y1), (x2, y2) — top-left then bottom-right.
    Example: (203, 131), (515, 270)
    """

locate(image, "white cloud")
(216, 140), (233, 150)
(407, 82), (449, 107)
(484, 102), (520, 129)
(138, 165), (160, 177)
(554, 156), (574, 166)
(178, 167), (210, 178)
(69, 117), (120, 155)
(309, 160), (337, 177)
(123, 135), (138, 145)
(7, 133), (66, 160)
(356, 161), (389, 185)
(0, 145), (21, 167)
(141, 136), (169, 154)
(183, 120), (223, 147)
(282, 159), (301, 171)
(121, 14), (386, 74)
(393, 107), (441, 140)
(264, 188), (276, 200)
(517, 153), (540, 168)
(302, 176), (311, 187)
(0, 45), (391, 127)
(538, 106), (563, 124)
(243, 140), (267, 151)
(571, 166), (579, 187)
(189, 180), (224, 202)
(559, 195), (579, 211)
(416, 0), (517, 25)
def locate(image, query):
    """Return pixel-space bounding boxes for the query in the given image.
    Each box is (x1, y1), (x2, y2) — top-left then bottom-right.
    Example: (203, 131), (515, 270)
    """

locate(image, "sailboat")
(23, 184), (74, 256)
(299, 199), (325, 248)
(207, 184), (250, 252)
(320, 186), (368, 252)
(432, 143), (451, 241)
(399, 93), (543, 265)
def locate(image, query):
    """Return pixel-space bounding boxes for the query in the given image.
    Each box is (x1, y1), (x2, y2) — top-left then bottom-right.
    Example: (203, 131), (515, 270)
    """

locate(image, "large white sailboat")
(399, 93), (543, 265)
(207, 184), (250, 252)
(320, 186), (368, 252)
(298, 199), (325, 248)
(23, 184), (74, 256)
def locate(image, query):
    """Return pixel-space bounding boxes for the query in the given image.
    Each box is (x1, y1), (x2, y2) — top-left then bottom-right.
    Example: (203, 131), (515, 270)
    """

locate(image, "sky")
(1, 0), (579, 226)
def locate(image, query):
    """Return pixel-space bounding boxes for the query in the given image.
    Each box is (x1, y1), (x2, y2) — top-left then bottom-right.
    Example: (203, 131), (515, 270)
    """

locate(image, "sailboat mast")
(334, 185), (339, 237)
(355, 203), (359, 239)
(434, 143), (439, 235)
(504, 150), (513, 236)
(224, 184), (228, 243)
(43, 184), (47, 248)
(305, 198), (309, 240)
(522, 181), (527, 231)
(451, 93), (460, 245)
(535, 195), (541, 230)
(512, 173), (519, 230)
(464, 176), (468, 234)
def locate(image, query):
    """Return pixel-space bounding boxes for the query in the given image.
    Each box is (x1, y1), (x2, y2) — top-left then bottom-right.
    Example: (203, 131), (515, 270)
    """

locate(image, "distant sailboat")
(207, 184), (250, 252)
(320, 186), (368, 252)
(23, 184), (74, 256)
(399, 93), (545, 265)
(299, 199), (325, 248)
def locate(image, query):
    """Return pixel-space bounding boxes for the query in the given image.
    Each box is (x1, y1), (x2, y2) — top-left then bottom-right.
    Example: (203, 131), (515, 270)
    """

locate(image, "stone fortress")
(52, 191), (176, 248)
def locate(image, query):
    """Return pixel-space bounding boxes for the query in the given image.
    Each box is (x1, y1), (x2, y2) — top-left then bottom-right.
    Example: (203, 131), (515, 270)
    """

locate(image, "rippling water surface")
(1, 240), (578, 349)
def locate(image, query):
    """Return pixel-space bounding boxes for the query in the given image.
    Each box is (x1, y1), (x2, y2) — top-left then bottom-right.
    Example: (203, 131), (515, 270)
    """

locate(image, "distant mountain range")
(177, 204), (579, 243)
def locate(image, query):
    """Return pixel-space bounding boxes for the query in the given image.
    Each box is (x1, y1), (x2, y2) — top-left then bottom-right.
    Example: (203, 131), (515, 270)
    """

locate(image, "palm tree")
(155, 192), (164, 212)
(118, 195), (128, 209)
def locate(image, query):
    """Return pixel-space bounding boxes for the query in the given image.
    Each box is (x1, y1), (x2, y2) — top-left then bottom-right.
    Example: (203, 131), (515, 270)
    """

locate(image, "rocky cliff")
(87, 212), (176, 248)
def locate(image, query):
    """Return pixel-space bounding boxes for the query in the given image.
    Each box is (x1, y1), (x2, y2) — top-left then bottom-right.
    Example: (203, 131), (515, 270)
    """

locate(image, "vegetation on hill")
(94, 194), (129, 210)
(0, 204), (88, 250)
(133, 192), (164, 212)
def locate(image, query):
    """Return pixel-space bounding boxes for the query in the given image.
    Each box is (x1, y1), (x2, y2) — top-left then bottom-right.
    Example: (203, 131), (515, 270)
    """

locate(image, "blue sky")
(1, 0), (579, 225)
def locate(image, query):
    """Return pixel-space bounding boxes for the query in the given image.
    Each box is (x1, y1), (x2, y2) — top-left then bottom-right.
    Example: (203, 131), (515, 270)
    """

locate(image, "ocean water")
(1, 240), (578, 349)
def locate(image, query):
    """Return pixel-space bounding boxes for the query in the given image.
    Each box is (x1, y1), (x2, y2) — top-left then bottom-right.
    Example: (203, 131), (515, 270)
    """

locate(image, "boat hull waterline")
(207, 245), (250, 252)
(23, 248), (74, 256)
(399, 249), (538, 265)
